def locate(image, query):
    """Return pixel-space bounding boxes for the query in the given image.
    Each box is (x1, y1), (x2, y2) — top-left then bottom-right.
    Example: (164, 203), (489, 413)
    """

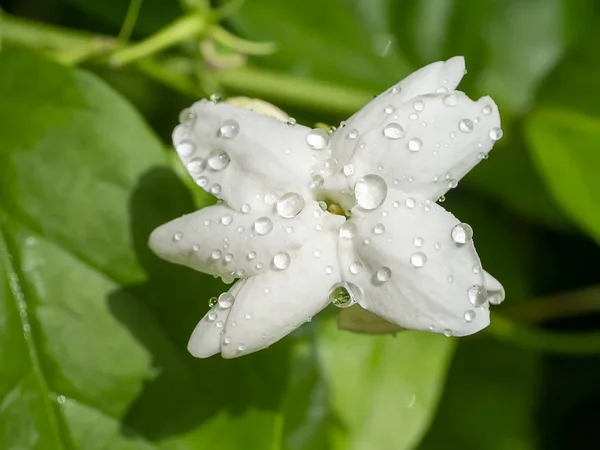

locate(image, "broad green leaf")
(525, 108), (600, 245)
(418, 339), (539, 450)
(224, 0), (413, 92)
(317, 321), (455, 450)
(0, 51), (288, 449)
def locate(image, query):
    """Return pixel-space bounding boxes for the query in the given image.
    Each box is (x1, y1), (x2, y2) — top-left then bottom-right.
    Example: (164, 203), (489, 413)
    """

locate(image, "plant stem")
(118, 0), (144, 43)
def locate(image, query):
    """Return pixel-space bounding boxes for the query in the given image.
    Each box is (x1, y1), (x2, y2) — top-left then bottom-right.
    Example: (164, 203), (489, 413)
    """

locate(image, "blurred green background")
(1, 0), (600, 449)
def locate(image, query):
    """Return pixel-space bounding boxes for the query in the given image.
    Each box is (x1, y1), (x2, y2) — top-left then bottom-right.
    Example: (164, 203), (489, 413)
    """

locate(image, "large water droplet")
(410, 252), (427, 268)
(383, 123), (404, 139)
(339, 222), (356, 239)
(468, 285), (487, 307)
(376, 266), (392, 282)
(207, 149), (230, 171)
(272, 252), (291, 270)
(254, 217), (273, 235)
(354, 174), (388, 210)
(306, 128), (329, 150)
(459, 119), (474, 133)
(408, 138), (422, 152)
(220, 214), (233, 226)
(276, 193), (305, 218)
(218, 292), (234, 308)
(175, 140), (196, 157)
(218, 119), (239, 139)
(451, 223), (473, 245)
(328, 282), (359, 308)
(489, 127), (503, 141)
(186, 158), (205, 173)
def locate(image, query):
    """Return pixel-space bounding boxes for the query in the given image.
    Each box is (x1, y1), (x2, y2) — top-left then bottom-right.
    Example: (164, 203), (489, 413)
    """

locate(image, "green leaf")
(0, 51), (289, 448)
(418, 338), (539, 450)
(224, 0), (413, 92)
(317, 321), (455, 450)
(525, 108), (600, 244)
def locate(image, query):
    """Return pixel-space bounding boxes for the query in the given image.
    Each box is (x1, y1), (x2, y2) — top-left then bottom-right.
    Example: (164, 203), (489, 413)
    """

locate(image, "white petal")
(149, 202), (344, 278)
(187, 280), (247, 358)
(329, 57), (466, 163)
(338, 193), (490, 336)
(219, 231), (341, 358)
(334, 92), (500, 200)
(484, 270), (505, 305)
(173, 100), (326, 212)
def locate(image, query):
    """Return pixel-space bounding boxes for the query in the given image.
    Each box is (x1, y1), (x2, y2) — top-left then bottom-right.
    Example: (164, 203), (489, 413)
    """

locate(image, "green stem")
(213, 66), (372, 116)
(110, 13), (208, 67)
(118, 0), (143, 43)
(487, 315), (600, 355)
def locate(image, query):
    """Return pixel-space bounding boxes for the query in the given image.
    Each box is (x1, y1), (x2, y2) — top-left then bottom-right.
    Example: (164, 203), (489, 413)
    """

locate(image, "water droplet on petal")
(405, 197), (416, 208)
(376, 266), (392, 282)
(354, 174), (387, 210)
(176, 140), (196, 157)
(451, 223), (473, 245)
(195, 176), (208, 188)
(220, 214), (233, 226)
(488, 290), (505, 306)
(482, 105), (492, 115)
(276, 193), (305, 218)
(347, 129), (358, 140)
(372, 223), (385, 235)
(349, 262), (363, 275)
(209, 93), (221, 103)
(448, 179), (458, 189)
(464, 310), (476, 322)
(218, 292), (234, 308)
(187, 158), (205, 173)
(312, 174), (324, 187)
(413, 237), (423, 247)
(383, 122), (404, 139)
(254, 217), (274, 235)
(173, 232), (183, 242)
(443, 93), (458, 107)
(306, 128), (329, 150)
(264, 191), (278, 205)
(207, 311), (217, 321)
(443, 329), (453, 337)
(179, 108), (196, 125)
(208, 297), (218, 308)
(459, 119), (474, 133)
(328, 282), (359, 308)
(468, 285), (487, 307)
(219, 119), (240, 139)
(339, 222), (356, 239)
(413, 100), (425, 111)
(272, 252), (290, 270)
(407, 138), (422, 152)
(384, 105), (394, 114)
(210, 184), (222, 195)
(410, 252), (427, 268)
(241, 204), (251, 213)
(287, 117), (297, 126)
(207, 150), (230, 171)
(489, 127), (503, 141)
(211, 249), (222, 260)
(215, 320), (224, 328)
(343, 163), (355, 177)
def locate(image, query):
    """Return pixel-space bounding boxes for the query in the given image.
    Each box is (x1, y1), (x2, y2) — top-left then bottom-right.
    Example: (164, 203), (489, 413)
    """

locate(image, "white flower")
(149, 56), (506, 359)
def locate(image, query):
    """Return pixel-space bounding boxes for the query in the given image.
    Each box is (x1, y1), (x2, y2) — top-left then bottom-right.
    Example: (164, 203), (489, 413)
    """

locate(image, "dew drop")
(247, 251), (257, 260)
(448, 179), (458, 189)
(312, 174), (324, 187)
(376, 266), (392, 282)
(187, 158), (205, 173)
(211, 249), (222, 260)
(276, 193), (305, 218)
(241, 204), (251, 213)
(264, 191), (278, 205)
(451, 223), (473, 245)
(405, 197), (416, 208)
(347, 129), (359, 140)
(287, 117), (297, 126)
(343, 163), (355, 177)
(210, 184), (222, 195)
(413, 237), (424, 247)
(254, 217), (274, 235)
(354, 174), (388, 210)
(468, 284), (487, 307)
(208, 297), (218, 308)
(173, 232), (183, 242)
(489, 127), (503, 141)
(383, 123), (404, 139)
(443, 93), (458, 106)
(216, 320), (224, 328)
(349, 262), (363, 275)
(384, 105), (394, 114)
(272, 252), (291, 270)
(207, 150), (230, 171)
(464, 310), (476, 322)
(339, 222), (356, 239)
(195, 176), (208, 188)
(176, 140), (196, 157)
(306, 128), (329, 150)
(410, 252), (427, 268)
(179, 108), (196, 125)
(413, 100), (425, 111)
(207, 311), (217, 321)
(218, 292), (234, 308)
(328, 282), (358, 308)
(482, 105), (492, 115)
(220, 214), (233, 226)
(218, 119), (240, 139)
(372, 223), (385, 235)
(458, 119), (474, 133)
(407, 138), (422, 152)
